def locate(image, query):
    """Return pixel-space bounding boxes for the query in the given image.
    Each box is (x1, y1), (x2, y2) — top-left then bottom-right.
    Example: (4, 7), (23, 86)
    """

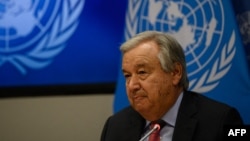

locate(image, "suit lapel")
(172, 91), (198, 141)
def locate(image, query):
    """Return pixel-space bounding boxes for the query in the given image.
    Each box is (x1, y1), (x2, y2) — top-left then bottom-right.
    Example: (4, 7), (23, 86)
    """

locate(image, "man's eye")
(138, 71), (146, 74)
(124, 74), (131, 78)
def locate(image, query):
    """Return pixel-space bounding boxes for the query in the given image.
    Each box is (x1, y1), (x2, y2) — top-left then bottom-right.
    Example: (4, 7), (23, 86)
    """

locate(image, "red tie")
(148, 123), (160, 141)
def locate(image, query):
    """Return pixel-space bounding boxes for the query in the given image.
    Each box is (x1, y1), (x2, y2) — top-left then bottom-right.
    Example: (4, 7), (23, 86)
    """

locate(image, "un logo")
(0, 0), (84, 74)
(125, 0), (236, 93)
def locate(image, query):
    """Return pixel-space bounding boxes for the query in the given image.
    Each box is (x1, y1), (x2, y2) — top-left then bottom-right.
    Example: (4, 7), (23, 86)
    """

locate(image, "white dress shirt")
(143, 92), (183, 141)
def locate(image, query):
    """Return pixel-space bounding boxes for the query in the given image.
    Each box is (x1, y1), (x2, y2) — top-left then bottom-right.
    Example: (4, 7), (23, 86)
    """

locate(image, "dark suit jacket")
(101, 91), (243, 141)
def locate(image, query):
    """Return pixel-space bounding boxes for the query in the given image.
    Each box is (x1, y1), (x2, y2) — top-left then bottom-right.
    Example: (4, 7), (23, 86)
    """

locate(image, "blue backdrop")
(114, 0), (250, 125)
(0, 0), (127, 87)
(0, 0), (249, 124)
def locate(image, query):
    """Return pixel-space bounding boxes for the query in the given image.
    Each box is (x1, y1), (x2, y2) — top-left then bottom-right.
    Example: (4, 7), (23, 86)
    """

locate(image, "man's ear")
(171, 62), (183, 86)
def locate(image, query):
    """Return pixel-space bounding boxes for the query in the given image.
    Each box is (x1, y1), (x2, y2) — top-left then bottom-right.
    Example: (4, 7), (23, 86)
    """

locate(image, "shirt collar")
(162, 92), (183, 127)
(145, 92), (183, 127)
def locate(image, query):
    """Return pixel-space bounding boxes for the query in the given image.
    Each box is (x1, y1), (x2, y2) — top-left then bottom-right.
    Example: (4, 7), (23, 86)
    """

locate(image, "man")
(101, 31), (243, 141)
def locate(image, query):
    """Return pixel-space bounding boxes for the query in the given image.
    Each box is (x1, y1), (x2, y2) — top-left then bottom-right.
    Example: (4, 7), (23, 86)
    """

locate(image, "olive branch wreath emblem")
(0, 0), (84, 74)
(125, 0), (236, 93)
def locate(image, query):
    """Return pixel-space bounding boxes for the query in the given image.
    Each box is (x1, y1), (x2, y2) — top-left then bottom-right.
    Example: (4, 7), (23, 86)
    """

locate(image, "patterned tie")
(148, 120), (166, 141)
(148, 123), (161, 141)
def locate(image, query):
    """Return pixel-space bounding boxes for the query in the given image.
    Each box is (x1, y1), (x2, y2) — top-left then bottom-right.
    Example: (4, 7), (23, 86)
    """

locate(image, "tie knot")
(150, 119), (166, 131)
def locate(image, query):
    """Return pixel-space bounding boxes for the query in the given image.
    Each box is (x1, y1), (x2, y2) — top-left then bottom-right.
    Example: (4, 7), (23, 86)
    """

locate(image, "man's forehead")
(122, 59), (154, 72)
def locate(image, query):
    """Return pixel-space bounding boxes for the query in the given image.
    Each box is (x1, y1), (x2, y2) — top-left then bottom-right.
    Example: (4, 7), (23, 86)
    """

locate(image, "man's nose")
(127, 75), (140, 90)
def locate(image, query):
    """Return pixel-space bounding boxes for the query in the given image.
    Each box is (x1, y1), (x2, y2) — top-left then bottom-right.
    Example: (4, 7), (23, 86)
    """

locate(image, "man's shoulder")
(184, 90), (238, 114)
(106, 106), (145, 128)
(110, 106), (141, 120)
(182, 90), (243, 126)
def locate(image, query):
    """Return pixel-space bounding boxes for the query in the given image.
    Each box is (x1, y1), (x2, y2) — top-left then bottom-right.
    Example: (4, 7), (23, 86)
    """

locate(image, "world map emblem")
(0, 0), (84, 74)
(125, 0), (236, 93)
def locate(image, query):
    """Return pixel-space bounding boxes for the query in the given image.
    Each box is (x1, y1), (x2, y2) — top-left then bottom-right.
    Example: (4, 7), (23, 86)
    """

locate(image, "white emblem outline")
(0, 0), (84, 74)
(125, 0), (236, 93)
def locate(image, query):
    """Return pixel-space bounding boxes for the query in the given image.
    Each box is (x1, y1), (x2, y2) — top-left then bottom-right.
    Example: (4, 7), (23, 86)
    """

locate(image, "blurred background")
(0, 0), (249, 141)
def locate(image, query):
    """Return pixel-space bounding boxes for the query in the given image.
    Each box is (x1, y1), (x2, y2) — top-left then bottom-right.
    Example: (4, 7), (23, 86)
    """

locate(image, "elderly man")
(101, 31), (243, 141)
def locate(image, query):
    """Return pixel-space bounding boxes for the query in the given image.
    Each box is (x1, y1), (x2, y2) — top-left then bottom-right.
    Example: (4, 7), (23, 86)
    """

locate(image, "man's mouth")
(133, 96), (146, 102)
